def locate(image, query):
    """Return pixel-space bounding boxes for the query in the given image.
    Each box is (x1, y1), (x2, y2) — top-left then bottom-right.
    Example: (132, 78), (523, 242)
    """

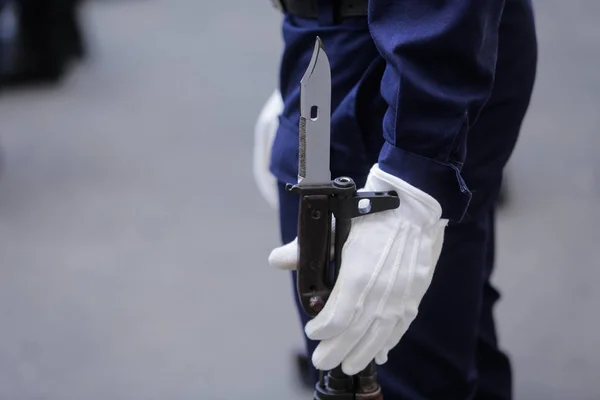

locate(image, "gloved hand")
(269, 163), (448, 375)
(252, 89), (283, 210)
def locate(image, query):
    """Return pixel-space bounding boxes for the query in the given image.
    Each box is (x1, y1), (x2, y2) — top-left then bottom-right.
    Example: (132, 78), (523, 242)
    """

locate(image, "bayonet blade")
(298, 37), (331, 186)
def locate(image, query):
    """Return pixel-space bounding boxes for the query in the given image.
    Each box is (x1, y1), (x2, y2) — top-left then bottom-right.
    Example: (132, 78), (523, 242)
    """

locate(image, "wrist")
(377, 142), (472, 222)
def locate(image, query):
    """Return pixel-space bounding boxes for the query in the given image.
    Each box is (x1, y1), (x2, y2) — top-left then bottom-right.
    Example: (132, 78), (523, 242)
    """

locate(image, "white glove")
(269, 163), (448, 375)
(253, 89), (283, 210)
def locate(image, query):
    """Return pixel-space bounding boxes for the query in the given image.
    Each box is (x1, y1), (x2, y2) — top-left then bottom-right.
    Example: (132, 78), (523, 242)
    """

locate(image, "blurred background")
(0, 0), (598, 399)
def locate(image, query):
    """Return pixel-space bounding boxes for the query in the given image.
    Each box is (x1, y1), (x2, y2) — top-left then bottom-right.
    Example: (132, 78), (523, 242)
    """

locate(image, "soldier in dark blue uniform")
(255, 1), (538, 398)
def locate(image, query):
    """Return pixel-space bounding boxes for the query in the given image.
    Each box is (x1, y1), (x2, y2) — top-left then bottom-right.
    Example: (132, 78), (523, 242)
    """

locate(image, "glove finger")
(304, 278), (345, 340)
(309, 303), (371, 372)
(304, 279), (358, 341)
(374, 318), (408, 365)
(374, 350), (388, 365)
(252, 90), (282, 209)
(304, 228), (370, 340)
(269, 216), (337, 272)
(342, 320), (395, 375)
(268, 237), (299, 270)
(310, 337), (349, 373)
(341, 318), (396, 376)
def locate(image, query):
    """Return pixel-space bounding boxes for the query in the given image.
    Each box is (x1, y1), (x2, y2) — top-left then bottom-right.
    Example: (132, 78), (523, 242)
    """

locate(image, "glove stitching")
(376, 219), (410, 322)
(340, 219), (406, 373)
(376, 317), (406, 364)
(401, 225), (422, 324)
(352, 219), (406, 353)
(375, 223), (422, 360)
(360, 220), (409, 364)
(318, 216), (400, 339)
(344, 317), (386, 374)
(358, 217), (402, 310)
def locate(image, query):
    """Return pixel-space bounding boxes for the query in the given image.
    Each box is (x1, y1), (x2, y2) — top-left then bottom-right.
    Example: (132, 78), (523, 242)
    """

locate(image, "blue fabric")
(270, 0), (536, 222)
(273, 0), (538, 397)
(369, 0), (506, 221)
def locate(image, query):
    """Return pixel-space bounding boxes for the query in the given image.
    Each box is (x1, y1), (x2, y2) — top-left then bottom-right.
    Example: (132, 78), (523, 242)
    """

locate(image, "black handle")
(296, 193), (333, 316)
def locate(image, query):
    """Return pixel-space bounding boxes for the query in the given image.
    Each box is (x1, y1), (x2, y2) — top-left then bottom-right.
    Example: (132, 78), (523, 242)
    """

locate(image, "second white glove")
(269, 163), (448, 375)
(252, 89), (283, 210)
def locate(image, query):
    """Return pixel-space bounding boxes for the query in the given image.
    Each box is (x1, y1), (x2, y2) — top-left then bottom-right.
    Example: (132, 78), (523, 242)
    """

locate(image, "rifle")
(286, 37), (400, 400)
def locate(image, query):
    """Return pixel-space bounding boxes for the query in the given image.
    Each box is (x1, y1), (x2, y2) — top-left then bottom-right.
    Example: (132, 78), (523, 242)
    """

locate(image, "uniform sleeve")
(368, 1), (505, 221)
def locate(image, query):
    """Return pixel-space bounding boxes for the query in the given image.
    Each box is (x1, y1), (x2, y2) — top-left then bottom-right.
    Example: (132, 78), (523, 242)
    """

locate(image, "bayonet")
(286, 37), (401, 400)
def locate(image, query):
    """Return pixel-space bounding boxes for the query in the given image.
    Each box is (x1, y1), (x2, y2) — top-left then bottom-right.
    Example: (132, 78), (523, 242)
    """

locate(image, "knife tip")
(301, 37), (329, 85)
(315, 36), (324, 49)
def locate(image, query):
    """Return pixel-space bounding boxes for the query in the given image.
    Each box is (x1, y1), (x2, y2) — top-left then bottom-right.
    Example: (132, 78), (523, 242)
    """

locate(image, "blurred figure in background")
(0, 0), (86, 88)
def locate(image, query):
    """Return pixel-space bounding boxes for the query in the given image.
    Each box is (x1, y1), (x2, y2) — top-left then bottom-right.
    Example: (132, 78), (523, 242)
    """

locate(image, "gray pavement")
(0, 0), (598, 399)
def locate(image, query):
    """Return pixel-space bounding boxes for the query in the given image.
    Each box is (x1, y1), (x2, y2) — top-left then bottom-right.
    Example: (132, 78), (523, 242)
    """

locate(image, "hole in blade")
(310, 105), (319, 120)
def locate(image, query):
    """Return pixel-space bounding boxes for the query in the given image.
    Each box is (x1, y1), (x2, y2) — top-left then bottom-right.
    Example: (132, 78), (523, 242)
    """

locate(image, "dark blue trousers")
(276, 2), (537, 399)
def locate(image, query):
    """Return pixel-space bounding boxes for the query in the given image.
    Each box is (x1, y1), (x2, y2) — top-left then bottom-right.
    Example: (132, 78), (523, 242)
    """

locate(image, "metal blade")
(298, 37), (331, 186)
